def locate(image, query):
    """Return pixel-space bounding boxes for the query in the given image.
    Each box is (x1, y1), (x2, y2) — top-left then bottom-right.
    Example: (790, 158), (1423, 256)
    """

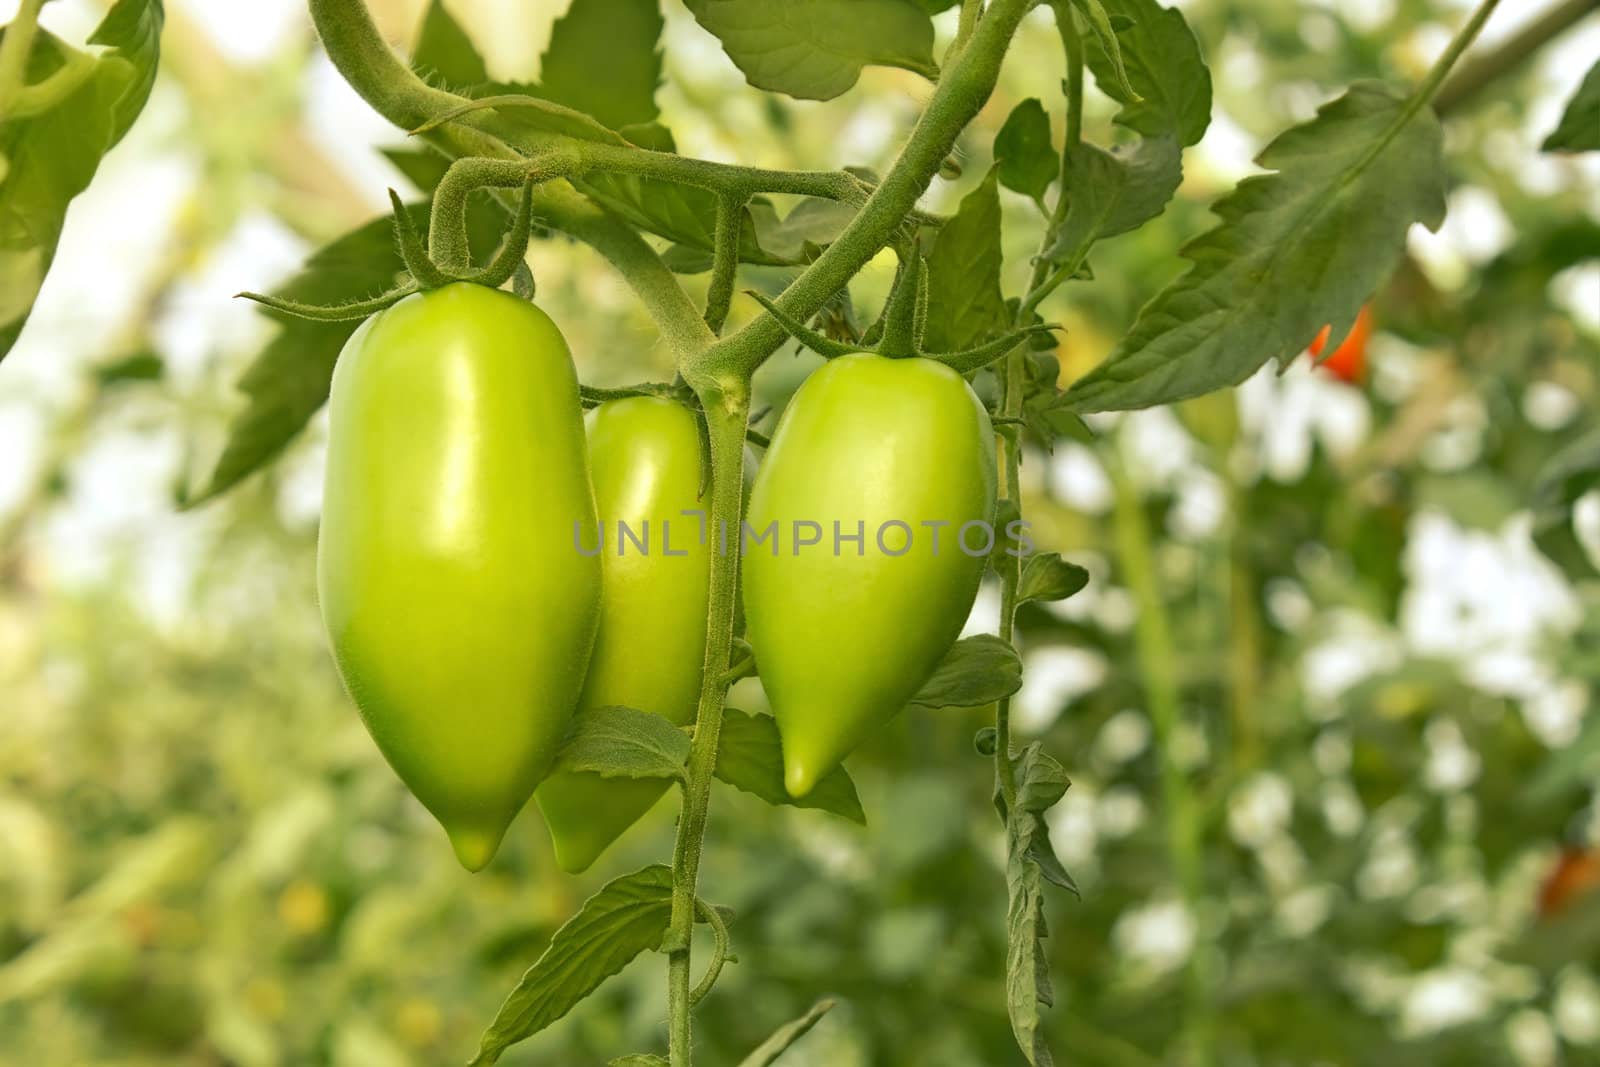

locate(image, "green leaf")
(95, 351), (163, 385)
(538, 0), (663, 129)
(1064, 81), (1445, 413)
(924, 168), (1007, 352)
(683, 0), (937, 101)
(552, 705), (691, 782)
(994, 98), (1057, 208)
(1080, 0), (1211, 145)
(1002, 743), (1075, 1067)
(1530, 429), (1600, 580)
(412, 0), (489, 89)
(714, 709), (865, 824)
(0, 0), (163, 362)
(470, 866), (676, 1066)
(907, 634), (1024, 710)
(1044, 137), (1181, 270)
(1017, 553), (1090, 605)
(735, 999), (837, 1067)
(1542, 60), (1600, 153)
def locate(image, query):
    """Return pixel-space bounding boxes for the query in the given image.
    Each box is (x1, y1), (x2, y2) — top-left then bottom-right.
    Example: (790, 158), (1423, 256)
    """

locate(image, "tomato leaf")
(0, 0), (163, 362)
(923, 168), (1007, 352)
(1080, 0), (1211, 145)
(551, 705), (692, 782)
(1043, 136), (1181, 271)
(683, 0), (937, 101)
(537, 0), (663, 129)
(735, 999), (836, 1067)
(1542, 59), (1599, 153)
(1067, 0), (1135, 101)
(1001, 743), (1076, 1067)
(714, 708), (866, 824)
(908, 634), (1024, 711)
(1064, 81), (1445, 413)
(412, 0), (489, 89)
(994, 98), (1057, 209)
(470, 866), (676, 1066)
(1017, 553), (1090, 605)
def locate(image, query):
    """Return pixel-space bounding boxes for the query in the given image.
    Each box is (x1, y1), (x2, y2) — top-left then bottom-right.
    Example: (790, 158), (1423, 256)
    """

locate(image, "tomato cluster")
(318, 285), (997, 870)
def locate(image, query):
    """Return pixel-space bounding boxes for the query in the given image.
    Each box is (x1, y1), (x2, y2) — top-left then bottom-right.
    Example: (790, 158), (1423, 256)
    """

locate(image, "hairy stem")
(704, 194), (741, 334)
(688, 0), (1038, 385)
(667, 379), (751, 1066)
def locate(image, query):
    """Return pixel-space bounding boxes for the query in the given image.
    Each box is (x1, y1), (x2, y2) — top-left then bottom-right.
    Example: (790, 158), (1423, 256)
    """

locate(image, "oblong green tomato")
(318, 283), (600, 872)
(743, 354), (996, 797)
(535, 397), (711, 873)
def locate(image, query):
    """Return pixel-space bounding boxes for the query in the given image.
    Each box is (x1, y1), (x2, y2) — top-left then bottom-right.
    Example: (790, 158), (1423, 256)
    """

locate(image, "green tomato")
(536, 397), (711, 873)
(319, 283), (600, 872)
(743, 353), (996, 797)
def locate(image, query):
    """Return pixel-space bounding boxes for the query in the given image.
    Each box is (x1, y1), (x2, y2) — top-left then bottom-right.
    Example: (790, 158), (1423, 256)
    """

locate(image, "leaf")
(1529, 429), (1600, 580)
(683, 0), (937, 101)
(1081, 0), (1211, 145)
(736, 999), (836, 1067)
(714, 709), (865, 824)
(470, 866), (676, 1066)
(412, 0), (489, 89)
(1017, 553), (1090, 605)
(1002, 743), (1075, 1067)
(537, 0), (663, 129)
(551, 705), (691, 782)
(1542, 59), (1600, 153)
(923, 168), (1007, 352)
(1064, 82), (1446, 413)
(1044, 137), (1181, 269)
(994, 98), (1057, 207)
(0, 0), (163, 362)
(907, 634), (1024, 710)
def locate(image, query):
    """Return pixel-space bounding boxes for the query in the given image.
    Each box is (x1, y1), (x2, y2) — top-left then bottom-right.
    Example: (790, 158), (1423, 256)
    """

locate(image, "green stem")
(1412, 0), (1508, 116)
(666, 378), (751, 1066)
(704, 194), (741, 334)
(0, 0), (46, 123)
(1109, 457), (1212, 1067)
(1433, 0), (1589, 116)
(687, 0), (1038, 385)
(1225, 474), (1261, 769)
(306, 0), (713, 360)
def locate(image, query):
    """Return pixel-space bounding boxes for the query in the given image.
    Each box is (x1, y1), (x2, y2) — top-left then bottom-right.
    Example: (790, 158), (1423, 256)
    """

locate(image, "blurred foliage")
(1, 0), (1597, 1065)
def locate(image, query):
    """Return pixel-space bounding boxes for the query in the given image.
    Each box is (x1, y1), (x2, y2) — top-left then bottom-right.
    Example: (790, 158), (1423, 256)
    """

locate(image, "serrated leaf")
(1080, 0), (1210, 145)
(924, 168), (1007, 352)
(1530, 429), (1600, 580)
(1064, 81), (1445, 413)
(907, 634), (1024, 710)
(551, 705), (691, 782)
(470, 866), (675, 1065)
(1044, 137), (1181, 270)
(683, 0), (937, 101)
(0, 0), (163, 362)
(994, 98), (1057, 207)
(714, 709), (865, 824)
(1017, 553), (1090, 605)
(538, 0), (663, 129)
(412, 0), (489, 89)
(736, 999), (836, 1067)
(1003, 743), (1074, 1066)
(1542, 60), (1600, 153)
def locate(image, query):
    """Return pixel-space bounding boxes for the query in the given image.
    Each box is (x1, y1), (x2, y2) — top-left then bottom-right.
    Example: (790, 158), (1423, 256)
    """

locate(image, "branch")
(686, 0), (1039, 389)
(306, 0), (714, 359)
(1434, 0), (1596, 116)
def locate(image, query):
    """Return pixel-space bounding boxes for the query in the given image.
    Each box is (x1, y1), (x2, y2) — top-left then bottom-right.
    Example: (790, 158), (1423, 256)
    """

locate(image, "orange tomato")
(1308, 305), (1373, 384)
(1537, 847), (1600, 918)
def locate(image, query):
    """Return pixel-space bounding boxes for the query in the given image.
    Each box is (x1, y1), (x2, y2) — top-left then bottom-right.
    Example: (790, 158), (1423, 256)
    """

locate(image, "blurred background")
(1, 0), (1597, 1064)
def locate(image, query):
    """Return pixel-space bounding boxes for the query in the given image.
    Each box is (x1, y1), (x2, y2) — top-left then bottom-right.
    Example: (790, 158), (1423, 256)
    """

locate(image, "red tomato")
(1537, 847), (1600, 918)
(1308, 305), (1373, 384)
